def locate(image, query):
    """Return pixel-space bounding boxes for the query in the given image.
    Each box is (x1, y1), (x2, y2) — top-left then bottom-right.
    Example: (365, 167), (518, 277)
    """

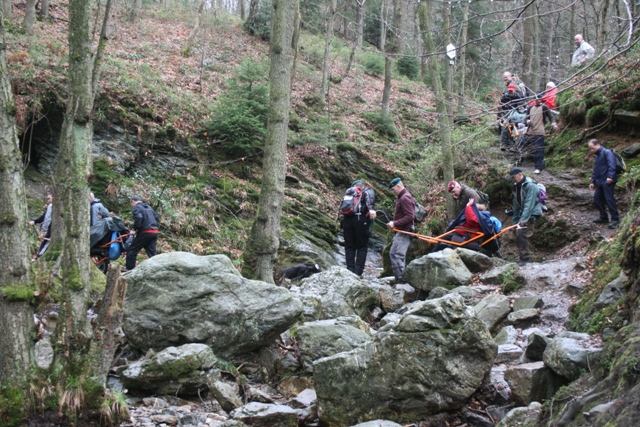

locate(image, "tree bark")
(381, 0), (400, 113)
(40, 0), (50, 19)
(184, 0), (207, 57)
(457, 0), (469, 116)
(522, 0), (538, 91)
(418, 0), (455, 221)
(239, 0), (246, 19)
(132, 0), (143, 21)
(356, 0), (365, 48)
(24, 0), (38, 33)
(379, 0), (386, 51)
(244, 0), (297, 283)
(321, 0), (337, 104)
(599, 0), (610, 53)
(290, 0), (301, 86)
(0, 8), (34, 383)
(443, 1), (453, 116)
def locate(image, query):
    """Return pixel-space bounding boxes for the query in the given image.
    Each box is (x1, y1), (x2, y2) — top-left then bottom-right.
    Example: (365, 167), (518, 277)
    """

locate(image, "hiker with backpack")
(126, 195), (160, 271)
(448, 181), (485, 212)
(522, 94), (558, 174)
(509, 167), (542, 266)
(386, 178), (415, 284)
(588, 139), (620, 229)
(339, 179), (376, 277)
(90, 192), (111, 226)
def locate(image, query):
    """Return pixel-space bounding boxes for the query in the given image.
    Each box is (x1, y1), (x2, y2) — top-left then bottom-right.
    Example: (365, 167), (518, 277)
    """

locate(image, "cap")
(389, 178), (402, 189)
(447, 181), (458, 193)
(508, 167), (523, 178)
(352, 179), (364, 186)
(507, 83), (517, 91)
(130, 195), (142, 202)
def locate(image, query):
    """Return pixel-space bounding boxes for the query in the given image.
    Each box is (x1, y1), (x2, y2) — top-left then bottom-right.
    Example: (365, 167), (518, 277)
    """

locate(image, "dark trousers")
(516, 217), (537, 261)
(343, 215), (370, 276)
(126, 231), (158, 270)
(528, 135), (545, 170)
(594, 183), (619, 221)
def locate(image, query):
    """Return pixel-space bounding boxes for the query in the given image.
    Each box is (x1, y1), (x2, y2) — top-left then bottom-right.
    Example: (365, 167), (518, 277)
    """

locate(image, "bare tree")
(457, 0), (469, 116)
(184, 0), (208, 56)
(24, 0), (38, 33)
(0, 7), (33, 383)
(244, 0), (298, 282)
(321, 0), (337, 104)
(40, 0), (50, 19)
(522, 0), (539, 91)
(382, 0), (401, 113)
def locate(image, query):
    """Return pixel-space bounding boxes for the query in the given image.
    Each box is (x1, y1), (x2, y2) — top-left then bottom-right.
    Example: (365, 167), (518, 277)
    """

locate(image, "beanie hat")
(546, 81), (556, 88)
(447, 181), (458, 193)
(508, 167), (523, 178)
(389, 178), (402, 189)
(507, 83), (517, 91)
(352, 179), (364, 186)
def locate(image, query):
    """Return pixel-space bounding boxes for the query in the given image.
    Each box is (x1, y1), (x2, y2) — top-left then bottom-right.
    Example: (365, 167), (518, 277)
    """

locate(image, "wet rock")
(297, 316), (372, 372)
(504, 361), (567, 405)
(613, 109), (640, 126)
(524, 331), (550, 361)
(506, 308), (541, 326)
(210, 380), (243, 413)
(621, 142), (640, 157)
(149, 414), (179, 425)
(486, 404), (513, 423)
(557, 331), (590, 340)
(449, 285), (480, 303)
(123, 253), (303, 357)
(495, 344), (524, 365)
(290, 266), (380, 321)
(494, 325), (518, 345)
(513, 296), (544, 312)
(462, 411), (495, 427)
(230, 402), (300, 427)
(479, 263), (522, 286)
(496, 402), (542, 427)
(35, 337), (54, 369)
(594, 272), (629, 309)
(294, 388), (317, 407)
(456, 247), (506, 273)
(583, 399), (618, 421)
(246, 386), (277, 404)
(349, 421), (403, 427)
(378, 283), (417, 312)
(278, 376), (313, 397)
(313, 294), (497, 425)
(403, 249), (473, 291)
(428, 286), (449, 299)
(487, 366), (511, 405)
(120, 343), (219, 396)
(380, 313), (401, 327)
(543, 337), (602, 381)
(473, 294), (511, 331)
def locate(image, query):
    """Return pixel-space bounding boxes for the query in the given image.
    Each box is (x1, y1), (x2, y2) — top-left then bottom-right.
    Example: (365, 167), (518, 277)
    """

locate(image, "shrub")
(362, 53), (385, 76)
(361, 111), (399, 142)
(396, 54), (420, 80)
(243, 2), (272, 40)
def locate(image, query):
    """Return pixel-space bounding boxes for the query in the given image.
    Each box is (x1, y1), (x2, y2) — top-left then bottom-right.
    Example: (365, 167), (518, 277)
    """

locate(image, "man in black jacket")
(588, 139), (619, 229)
(341, 179), (376, 277)
(126, 195), (160, 270)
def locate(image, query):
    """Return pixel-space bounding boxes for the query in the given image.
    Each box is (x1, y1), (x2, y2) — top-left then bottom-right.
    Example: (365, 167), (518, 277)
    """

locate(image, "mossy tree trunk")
(381, 0), (400, 113)
(321, 0), (337, 104)
(522, 0), (539, 91)
(24, 0), (37, 33)
(244, 0), (297, 283)
(0, 8), (34, 382)
(457, 0), (469, 116)
(418, 0), (455, 221)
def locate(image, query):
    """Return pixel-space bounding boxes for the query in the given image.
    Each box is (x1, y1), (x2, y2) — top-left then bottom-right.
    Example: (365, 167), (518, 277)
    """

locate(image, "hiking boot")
(593, 218), (609, 224)
(609, 221), (620, 229)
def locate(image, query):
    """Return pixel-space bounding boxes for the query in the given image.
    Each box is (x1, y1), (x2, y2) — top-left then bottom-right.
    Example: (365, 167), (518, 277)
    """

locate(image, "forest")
(1, 0), (640, 426)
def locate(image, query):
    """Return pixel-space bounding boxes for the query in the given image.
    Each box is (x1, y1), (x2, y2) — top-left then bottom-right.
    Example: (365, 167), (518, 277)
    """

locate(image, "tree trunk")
(457, 0), (469, 116)
(321, 0), (337, 104)
(2, 0), (12, 20)
(522, 0), (537, 90)
(356, 0), (365, 48)
(24, 0), (37, 33)
(418, 0), (455, 221)
(246, 0), (260, 29)
(381, 0), (401, 113)
(239, 0), (246, 19)
(570, 1), (576, 64)
(599, 0), (610, 53)
(40, 0), (50, 19)
(290, 0), (301, 86)
(0, 9), (33, 382)
(443, 1), (453, 116)
(244, 0), (297, 283)
(531, 1), (539, 91)
(379, 0), (385, 51)
(132, 0), (143, 21)
(184, 0), (207, 57)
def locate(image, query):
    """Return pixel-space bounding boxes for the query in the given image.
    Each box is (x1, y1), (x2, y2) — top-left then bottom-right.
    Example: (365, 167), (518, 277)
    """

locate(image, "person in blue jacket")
(588, 139), (619, 229)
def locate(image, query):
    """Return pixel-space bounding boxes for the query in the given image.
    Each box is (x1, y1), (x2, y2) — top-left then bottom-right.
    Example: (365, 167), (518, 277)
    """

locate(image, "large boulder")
(504, 362), (567, 405)
(456, 248), (506, 273)
(123, 252), (303, 357)
(230, 402), (300, 427)
(313, 294), (497, 426)
(290, 266), (380, 321)
(543, 337), (602, 381)
(473, 294), (511, 331)
(120, 343), (219, 396)
(403, 249), (473, 291)
(297, 316), (373, 372)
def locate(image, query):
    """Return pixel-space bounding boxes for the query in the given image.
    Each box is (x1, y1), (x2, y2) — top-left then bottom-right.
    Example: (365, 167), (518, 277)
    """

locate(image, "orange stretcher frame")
(391, 224), (518, 248)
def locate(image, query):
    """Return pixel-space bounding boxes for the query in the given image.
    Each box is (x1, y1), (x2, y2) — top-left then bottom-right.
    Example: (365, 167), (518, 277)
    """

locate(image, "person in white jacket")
(572, 34), (595, 67)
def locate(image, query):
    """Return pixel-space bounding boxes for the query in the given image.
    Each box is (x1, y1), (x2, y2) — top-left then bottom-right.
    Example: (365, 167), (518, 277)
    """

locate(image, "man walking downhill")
(588, 139), (620, 229)
(509, 167), (542, 266)
(126, 195), (160, 271)
(342, 179), (376, 277)
(448, 181), (480, 213)
(90, 192), (110, 226)
(572, 34), (595, 67)
(386, 178), (415, 284)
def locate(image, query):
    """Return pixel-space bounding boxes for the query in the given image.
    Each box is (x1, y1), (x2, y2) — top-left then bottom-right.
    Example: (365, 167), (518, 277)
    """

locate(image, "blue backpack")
(108, 231), (122, 260)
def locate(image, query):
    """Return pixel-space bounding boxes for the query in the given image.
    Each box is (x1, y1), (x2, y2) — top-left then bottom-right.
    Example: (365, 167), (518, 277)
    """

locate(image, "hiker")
(280, 263), (321, 280)
(90, 192), (110, 226)
(500, 103), (528, 151)
(432, 198), (486, 253)
(509, 167), (542, 266)
(522, 94), (558, 174)
(448, 181), (480, 213)
(571, 34), (595, 67)
(126, 195), (160, 271)
(386, 178), (415, 284)
(29, 193), (53, 259)
(542, 82), (558, 110)
(588, 139), (619, 229)
(341, 179), (376, 277)
(502, 72), (529, 97)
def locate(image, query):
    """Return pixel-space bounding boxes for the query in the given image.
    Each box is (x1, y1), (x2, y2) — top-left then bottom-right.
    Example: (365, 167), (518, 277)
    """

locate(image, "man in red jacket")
(386, 178), (415, 284)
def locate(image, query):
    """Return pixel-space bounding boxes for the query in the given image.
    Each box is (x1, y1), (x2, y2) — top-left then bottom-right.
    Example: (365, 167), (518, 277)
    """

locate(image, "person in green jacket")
(509, 167), (542, 265)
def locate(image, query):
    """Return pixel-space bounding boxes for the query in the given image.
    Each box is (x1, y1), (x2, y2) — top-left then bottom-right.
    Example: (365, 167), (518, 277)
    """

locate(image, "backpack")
(476, 190), (491, 209)
(490, 215), (503, 233)
(537, 183), (548, 203)
(610, 149), (626, 174)
(414, 202), (427, 223)
(108, 231), (122, 260)
(339, 187), (362, 216)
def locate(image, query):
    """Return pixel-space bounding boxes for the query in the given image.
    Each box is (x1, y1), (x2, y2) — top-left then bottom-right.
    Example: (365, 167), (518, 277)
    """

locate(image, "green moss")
(0, 382), (27, 427)
(0, 213), (18, 225)
(501, 265), (524, 294)
(0, 284), (36, 301)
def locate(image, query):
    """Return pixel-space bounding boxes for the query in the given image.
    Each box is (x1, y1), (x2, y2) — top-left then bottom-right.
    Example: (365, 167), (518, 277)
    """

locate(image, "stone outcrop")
(403, 249), (472, 291)
(122, 253), (303, 357)
(230, 402), (300, 427)
(473, 294), (511, 331)
(504, 361), (567, 405)
(313, 294), (497, 426)
(455, 248), (506, 273)
(543, 337), (602, 381)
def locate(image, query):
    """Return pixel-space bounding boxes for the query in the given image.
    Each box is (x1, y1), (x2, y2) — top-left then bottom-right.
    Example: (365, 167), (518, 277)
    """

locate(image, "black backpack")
(610, 149), (626, 174)
(476, 190), (491, 209)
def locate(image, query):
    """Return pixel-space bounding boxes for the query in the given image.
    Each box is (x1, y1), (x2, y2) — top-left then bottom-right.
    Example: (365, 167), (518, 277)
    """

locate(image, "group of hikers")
(29, 192), (161, 271)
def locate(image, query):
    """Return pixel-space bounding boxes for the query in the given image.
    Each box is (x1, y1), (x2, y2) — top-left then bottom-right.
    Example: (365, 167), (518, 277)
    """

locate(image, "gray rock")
(313, 294), (497, 425)
(120, 343), (219, 396)
(557, 331), (590, 341)
(123, 253), (303, 357)
(473, 294), (511, 331)
(449, 285), (480, 302)
(583, 399), (618, 421)
(428, 286), (449, 299)
(380, 313), (401, 327)
(621, 142), (640, 157)
(297, 316), (372, 372)
(494, 325), (518, 345)
(456, 248), (506, 273)
(294, 388), (317, 407)
(149, 414), (178, 425)
(462, 411), (495, 427)
(35, 337), (54, 369)
(291, 266), (380, 321)
(543, 338), (602, 381)
(513, 296), (544, 312)
(614, 109), (640, 126)
(479, 263), (521, 285)
(350, 421), (404, 427)
(525, 331), (550, 361)
(210, 380), (243, 412)
(378, 283), (417, 313)
(496, 402), (543, 427)
(246, 386), (276, 403)
(595, 272), (629, 309)
(495, 344), (524, 365)
(504, 362), (567, 405)
(230, 402), (300, 427)
(403, 249), (472, 291)
(506, 309), (541, 325)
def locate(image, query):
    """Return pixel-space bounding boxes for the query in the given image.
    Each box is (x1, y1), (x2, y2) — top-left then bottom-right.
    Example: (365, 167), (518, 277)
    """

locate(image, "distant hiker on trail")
(126, 195), (160, 271)
(340, 179), (376, 277)
(588, 139), (620, 229)
(542, 82), (558, 110)
(502, 72), (529, 97)
(572, 34), (595, 67)
(500, 103), (528, 151)
(29, 193), (53, 259)
(509, 167), (542, 266)
(90, 192), (110, 226)
(523, 94), (558, 174)
(386, 178), (415, 284)
(448, 181), (481, 213)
